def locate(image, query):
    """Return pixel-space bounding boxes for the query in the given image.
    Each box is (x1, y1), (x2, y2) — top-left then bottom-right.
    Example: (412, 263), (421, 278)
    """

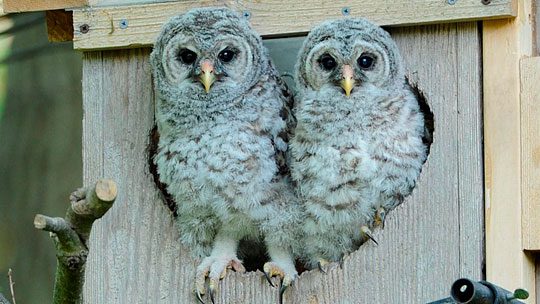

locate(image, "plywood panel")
(72, 0), (515, 50)
(82, 23), (483, 303)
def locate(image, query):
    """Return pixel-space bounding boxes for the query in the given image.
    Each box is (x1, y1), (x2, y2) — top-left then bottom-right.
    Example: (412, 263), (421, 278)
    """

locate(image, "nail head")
(447, 0), (457, 4)
(341, 7), (351, 16)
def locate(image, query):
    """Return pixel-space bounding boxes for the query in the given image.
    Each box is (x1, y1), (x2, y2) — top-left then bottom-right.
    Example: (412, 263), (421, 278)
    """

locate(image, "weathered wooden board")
(521, 57), (540, 251)
(72, 0), (515, 50)
(2, 0), (87, 13)
(483, 0), (537, 297)
(82, 22), (483, 303)
(537, 258), (540, 304)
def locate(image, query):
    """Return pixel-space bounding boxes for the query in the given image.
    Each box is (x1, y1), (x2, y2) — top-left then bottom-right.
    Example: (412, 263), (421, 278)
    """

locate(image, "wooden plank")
(535, 0), (539, 55)
(81, 22), (483, 303)
(521, 57), (540, 251)
(456, 23), (484, 280)
(537, 257), (540, 304)
(72, 0), (515, 50)
(2, 0), (87, 13)
(46, 10), (74, 42)
(88, 0), (177, 6)
(483, 0), (537, 299)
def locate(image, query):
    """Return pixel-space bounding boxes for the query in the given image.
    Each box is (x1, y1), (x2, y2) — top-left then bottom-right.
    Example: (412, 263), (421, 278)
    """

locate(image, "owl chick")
(291, 18), (427, 270)
(150, 8), (301, 303)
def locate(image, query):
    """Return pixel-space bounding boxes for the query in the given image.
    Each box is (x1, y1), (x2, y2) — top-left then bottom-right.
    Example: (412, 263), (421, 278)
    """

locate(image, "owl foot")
(317, 258), (330, 274)
(374, 207), (387, 228)
(263, 261), (297, 287)
(263, 261), (297, 304)
(361, 226), (378, 245)
(195, 255), (246, 304)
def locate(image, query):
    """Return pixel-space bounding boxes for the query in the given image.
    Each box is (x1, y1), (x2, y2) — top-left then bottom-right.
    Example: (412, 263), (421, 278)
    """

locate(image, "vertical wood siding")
(82, 22), (483, 303)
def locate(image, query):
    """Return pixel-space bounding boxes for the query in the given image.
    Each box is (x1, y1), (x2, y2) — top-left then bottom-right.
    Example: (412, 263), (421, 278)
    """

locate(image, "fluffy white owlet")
(150, 8), (302, 303)
(291, 18), (427, 269)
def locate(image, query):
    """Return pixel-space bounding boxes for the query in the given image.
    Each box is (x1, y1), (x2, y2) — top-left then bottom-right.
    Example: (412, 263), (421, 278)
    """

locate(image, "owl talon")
(375, 207), (386, 228)
(263, 260), (297, 303)
(317, 259), (329, 273)
(209, 284), (216, 304)
(339, 256), (345, 269)
(196, 291), (206, 304)
(361, 226), (378, 245)
(279, 281), (288, 304)
(263, 270), (276, 287)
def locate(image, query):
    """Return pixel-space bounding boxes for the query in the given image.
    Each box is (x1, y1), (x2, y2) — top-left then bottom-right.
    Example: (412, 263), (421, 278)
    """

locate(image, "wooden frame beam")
(521, 56), (540, 252)
(46, 10), (74, 42)
(72, 0), (516, 50)
(483, 0), (536, 300)
(2, 0), (87, 13)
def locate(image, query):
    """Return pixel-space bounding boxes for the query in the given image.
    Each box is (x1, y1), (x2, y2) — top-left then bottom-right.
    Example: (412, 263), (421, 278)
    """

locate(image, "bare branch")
(34, 179), (117, 304)
(7, 269), (15, 304)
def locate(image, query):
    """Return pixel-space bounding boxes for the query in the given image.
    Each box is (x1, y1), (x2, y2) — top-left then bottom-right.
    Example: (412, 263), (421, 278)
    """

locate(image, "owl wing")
(267, 61), (296, 177)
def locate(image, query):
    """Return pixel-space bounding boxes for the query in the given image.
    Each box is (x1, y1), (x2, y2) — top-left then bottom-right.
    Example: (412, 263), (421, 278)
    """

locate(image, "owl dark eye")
(318, 53), (337, 71)
(177, 49), (197, 64)
(357, 54), (375, 69)
(218, 49), (236, 62)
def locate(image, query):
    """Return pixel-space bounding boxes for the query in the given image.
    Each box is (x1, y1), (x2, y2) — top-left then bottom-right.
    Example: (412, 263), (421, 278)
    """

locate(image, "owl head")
(295, 18), (403, 97)
(151, 8), (267, 105)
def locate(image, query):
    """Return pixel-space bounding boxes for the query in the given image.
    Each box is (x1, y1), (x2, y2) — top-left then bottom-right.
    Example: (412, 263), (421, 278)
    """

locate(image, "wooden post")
(483, 0), (536, 301)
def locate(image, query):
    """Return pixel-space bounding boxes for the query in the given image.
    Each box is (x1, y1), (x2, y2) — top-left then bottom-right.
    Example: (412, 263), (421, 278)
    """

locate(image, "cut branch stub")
(66, 179), (117, 242)
(34, 179), (118, 304)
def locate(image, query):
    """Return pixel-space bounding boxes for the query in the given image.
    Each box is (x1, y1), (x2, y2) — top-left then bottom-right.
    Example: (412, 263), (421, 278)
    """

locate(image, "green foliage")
(513, 288), (529, 300)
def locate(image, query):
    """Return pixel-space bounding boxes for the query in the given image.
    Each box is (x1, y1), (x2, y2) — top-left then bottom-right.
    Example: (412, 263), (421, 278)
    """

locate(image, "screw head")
(242, 11), (251, 19)
(447, 0), (457, 4)
(341, 7), (351, 16)
(481, 0), (491, 4)
(119, 19), (128, 29)
(79, 24), (90, 34)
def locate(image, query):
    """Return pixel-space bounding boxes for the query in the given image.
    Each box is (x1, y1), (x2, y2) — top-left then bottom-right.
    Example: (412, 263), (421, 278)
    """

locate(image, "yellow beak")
(340, 65), (355, 97)
(199, 60), (216, 93)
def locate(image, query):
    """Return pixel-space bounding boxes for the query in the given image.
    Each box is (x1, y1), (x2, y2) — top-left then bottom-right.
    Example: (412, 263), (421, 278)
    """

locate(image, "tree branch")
(7, 269), (15, 304)
(34, 179), (117, 304)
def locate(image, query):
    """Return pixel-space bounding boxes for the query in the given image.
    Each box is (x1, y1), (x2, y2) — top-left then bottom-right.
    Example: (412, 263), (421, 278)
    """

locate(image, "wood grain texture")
(2, 0), (87, 13)
(46, 10), (74, 42)
(72, 0), (515, 50)
(456, 23), (484, 281)
(483, 0), (536, 300)
(81, 23), (483, 303)
(520, 57), (540, 251)
(537, 257), (540, 304)
(535, 0), (539, 55)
